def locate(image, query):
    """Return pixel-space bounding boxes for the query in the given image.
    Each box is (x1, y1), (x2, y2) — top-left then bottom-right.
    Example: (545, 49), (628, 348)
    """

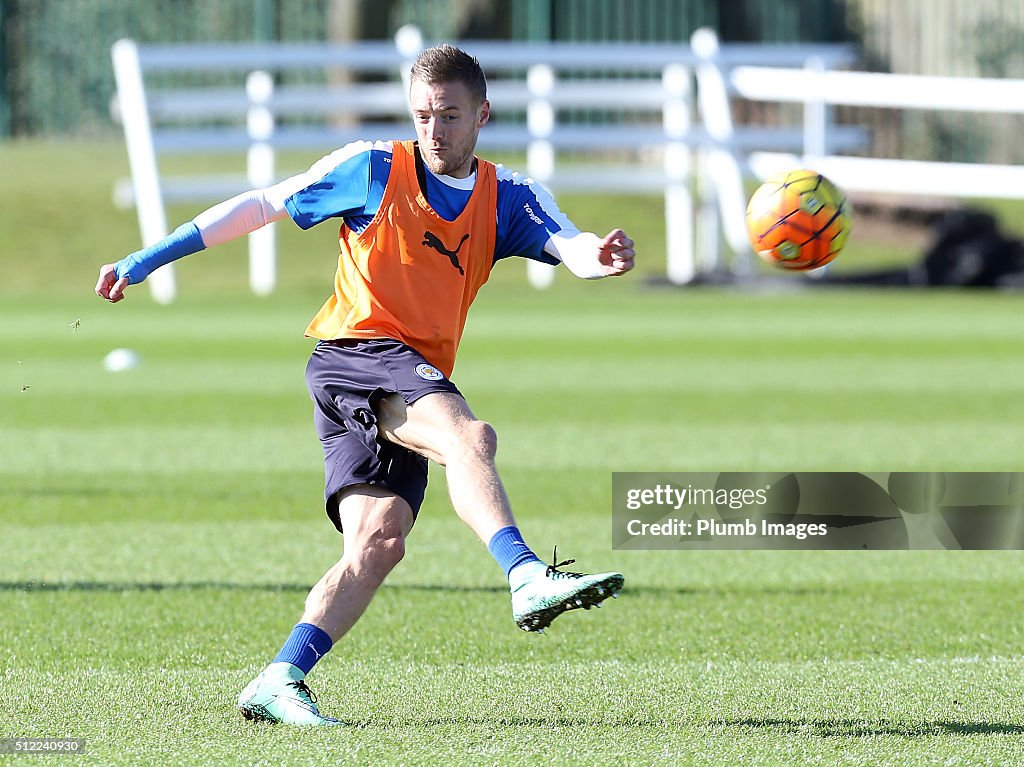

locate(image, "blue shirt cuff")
(115, 222), (206, 284)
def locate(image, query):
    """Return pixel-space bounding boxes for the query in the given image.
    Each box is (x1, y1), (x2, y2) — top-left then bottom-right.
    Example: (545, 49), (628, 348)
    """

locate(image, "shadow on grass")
(253, 716), (1024, 734)
(0, 580), (835, 598)
(721, 717), (1024, 737)
(0, 580), (315, 593)
(359, 716), (669, 729)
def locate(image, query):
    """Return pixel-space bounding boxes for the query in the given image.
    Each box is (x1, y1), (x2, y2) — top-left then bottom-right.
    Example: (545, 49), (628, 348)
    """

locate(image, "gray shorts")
(305, 339), (462, 532)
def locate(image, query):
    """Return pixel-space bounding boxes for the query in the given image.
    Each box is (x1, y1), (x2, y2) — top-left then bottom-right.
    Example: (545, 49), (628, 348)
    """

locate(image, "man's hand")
(597, 229), (635, 277)
(95, 264), (130, 303)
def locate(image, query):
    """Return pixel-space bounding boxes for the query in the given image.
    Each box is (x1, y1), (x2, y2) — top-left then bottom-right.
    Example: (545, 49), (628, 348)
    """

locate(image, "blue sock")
(488, 525), (542, 577)
(272, 623), (333, 675)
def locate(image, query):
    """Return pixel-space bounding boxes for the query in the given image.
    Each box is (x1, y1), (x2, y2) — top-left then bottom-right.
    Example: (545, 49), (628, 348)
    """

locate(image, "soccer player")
(96, 44), (634, 726)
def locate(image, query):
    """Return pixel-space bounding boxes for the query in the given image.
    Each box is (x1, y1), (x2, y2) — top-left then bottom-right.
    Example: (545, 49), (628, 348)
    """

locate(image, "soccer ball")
(745, 170), (852, 271)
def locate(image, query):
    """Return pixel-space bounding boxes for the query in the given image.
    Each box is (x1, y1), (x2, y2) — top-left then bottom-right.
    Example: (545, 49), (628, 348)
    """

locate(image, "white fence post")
(803, 55), (827, 166)
(526, 64), (558, 289)
(691, 28), (753, 271)
(395, 24), (424, 94)
(111, 38), (176, 304)
(246, 70), (276, 296)
(662, 63), (696, 284)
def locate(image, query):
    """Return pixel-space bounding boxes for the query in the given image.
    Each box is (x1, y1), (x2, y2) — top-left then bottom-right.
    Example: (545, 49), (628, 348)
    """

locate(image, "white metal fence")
(693, 29), (1024, 263)
(111, 26), (859, 302)
(113, 27), (1024, 301)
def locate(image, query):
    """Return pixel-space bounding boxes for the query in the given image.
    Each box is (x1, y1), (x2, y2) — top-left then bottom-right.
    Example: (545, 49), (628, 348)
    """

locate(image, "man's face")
(409, 79), (489, 178)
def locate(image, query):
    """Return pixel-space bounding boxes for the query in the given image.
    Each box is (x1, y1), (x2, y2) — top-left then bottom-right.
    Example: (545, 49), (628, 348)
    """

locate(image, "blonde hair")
(410, 44), (487, 106)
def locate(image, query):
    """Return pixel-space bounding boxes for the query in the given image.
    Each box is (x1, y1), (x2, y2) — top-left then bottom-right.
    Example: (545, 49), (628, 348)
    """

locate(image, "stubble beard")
(421, 134), (477, 177)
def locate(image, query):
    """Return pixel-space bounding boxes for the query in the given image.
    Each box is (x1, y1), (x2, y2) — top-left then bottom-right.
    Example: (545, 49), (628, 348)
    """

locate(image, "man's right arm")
(95, 181), (308, 302)
(96, 140), (388, 303)
(94, 188), (283, 302)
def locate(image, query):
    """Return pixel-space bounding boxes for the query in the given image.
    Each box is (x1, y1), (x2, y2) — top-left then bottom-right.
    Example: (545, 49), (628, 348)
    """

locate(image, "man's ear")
(477, 99), (491, 128)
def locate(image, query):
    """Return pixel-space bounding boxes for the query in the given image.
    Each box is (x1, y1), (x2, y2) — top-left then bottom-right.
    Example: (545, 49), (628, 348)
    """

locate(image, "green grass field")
(3, 140), (1024, 765)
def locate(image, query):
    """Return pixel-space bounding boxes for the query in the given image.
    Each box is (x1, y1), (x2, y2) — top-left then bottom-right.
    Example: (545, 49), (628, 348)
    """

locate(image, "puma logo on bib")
(422, 231), (469, 276)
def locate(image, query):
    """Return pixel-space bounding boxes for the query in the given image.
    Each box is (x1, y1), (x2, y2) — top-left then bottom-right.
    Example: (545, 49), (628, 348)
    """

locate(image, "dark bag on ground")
(823, 209), (1024, 288)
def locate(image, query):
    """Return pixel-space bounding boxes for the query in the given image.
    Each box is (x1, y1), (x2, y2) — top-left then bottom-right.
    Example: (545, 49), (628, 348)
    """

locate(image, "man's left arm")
(493, 169), (635, 279)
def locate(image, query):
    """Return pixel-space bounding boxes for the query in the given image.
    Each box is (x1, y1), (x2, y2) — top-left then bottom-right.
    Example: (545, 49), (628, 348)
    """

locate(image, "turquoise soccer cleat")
(511, 548), (624, 632)
(238, 663), (343, 727)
